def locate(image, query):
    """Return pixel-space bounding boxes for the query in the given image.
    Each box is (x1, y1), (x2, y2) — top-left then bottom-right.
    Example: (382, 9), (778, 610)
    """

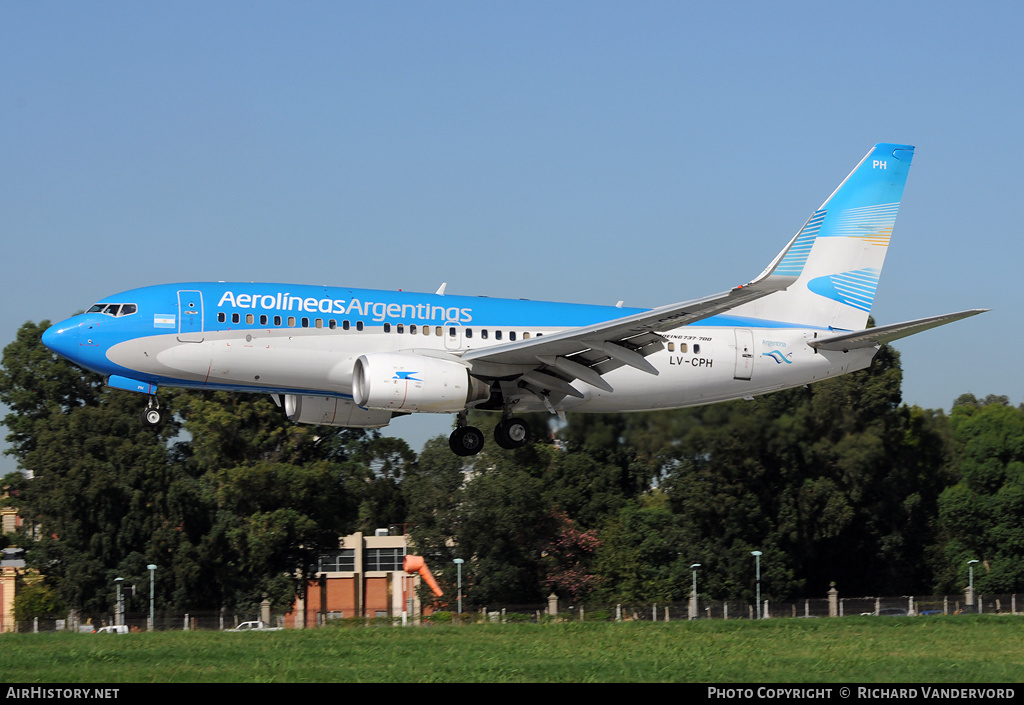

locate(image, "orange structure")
(403, 555), (442, 596)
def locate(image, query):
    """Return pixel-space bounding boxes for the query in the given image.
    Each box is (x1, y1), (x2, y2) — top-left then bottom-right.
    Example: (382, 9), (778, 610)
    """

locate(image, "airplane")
(41, 143), (986, 456)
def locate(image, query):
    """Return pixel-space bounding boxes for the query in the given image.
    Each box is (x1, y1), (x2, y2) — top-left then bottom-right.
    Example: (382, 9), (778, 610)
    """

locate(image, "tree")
(932, 396), (1024, 593)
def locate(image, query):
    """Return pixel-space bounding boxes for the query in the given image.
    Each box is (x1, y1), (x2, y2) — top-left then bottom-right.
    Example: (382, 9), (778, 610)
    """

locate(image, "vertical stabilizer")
(731, 143), (914, 331)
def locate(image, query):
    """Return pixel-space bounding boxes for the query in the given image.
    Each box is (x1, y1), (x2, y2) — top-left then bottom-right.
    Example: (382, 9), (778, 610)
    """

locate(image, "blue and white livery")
(42, 144), (986, 455)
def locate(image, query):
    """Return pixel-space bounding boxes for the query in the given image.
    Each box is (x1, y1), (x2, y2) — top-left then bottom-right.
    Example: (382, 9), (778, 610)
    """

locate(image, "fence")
(8, 593), (1022, 632)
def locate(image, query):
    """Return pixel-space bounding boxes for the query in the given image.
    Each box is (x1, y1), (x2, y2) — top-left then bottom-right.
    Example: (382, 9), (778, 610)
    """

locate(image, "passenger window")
(495, 330), (503, 341)
(329, 320), (337, 330)
(274, 315), (282, 326)
(356, 321), (364, 331)
(523, 332), (530, 339)
(681, 343), (687, 353)
(694, 344), (700, 354)
(384, 323), (391, 333)
(246, 314), (254, 324)
(668, 342), (675, 352)
(481, 329), (488, 339)
(232, 313), (240, 324)
(510, 331), (517, 341)
(465, 328), (473, 339)
(343, 320), (350, 330)
(409, 324), (417, 334)
(397, 324), (404, 334)
(448, 327), (456, 337)
(315, 318), (323, 329)
(423, 325), (431, 336)
(288, 317), (296, 327)
(301, 318), (310, 328)
(218, 312), (226, 323)
(260, 315), (268, 326)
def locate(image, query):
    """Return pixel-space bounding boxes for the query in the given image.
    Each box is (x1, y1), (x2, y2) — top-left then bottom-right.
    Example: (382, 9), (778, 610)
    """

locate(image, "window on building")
(365, 547), (406, 572)
(318, 549), (356, 573)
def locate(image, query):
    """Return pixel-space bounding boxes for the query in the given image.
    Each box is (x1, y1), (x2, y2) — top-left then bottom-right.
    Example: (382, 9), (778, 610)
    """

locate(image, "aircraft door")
(444, 324), (462, 351)
(177, 290), (204, 343)
(734, 329), (754, 380)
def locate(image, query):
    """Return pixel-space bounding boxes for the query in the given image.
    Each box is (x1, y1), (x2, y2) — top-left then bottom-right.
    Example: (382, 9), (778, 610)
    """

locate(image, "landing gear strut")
(143, 395), (161, 426)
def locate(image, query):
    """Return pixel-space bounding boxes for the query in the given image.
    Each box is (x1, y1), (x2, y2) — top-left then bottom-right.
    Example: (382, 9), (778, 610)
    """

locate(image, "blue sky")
(2, 2), (1019, 473)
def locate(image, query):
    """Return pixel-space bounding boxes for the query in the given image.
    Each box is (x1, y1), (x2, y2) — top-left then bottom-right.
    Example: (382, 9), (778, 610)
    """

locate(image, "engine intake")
(352, 353), (489, 413)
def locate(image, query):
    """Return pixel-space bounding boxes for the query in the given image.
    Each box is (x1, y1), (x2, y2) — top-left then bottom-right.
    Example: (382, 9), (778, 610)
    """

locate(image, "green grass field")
(2, 616), (1021, 683)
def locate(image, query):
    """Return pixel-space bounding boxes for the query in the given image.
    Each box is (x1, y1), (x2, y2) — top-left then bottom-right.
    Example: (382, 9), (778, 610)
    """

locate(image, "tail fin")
(731, 143), (914, 331)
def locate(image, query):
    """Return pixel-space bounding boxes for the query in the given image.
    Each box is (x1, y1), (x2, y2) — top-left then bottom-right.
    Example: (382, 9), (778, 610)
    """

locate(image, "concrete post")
(547, 592), (559, 617)
(828, 583), (838, 617)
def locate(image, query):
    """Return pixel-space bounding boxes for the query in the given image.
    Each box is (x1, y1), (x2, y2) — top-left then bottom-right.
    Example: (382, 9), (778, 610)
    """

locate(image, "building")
(286, 529), (438, 627)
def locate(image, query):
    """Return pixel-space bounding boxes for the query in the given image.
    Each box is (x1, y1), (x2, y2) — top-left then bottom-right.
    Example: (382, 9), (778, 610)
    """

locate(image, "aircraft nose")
(41, 321), (80, 360)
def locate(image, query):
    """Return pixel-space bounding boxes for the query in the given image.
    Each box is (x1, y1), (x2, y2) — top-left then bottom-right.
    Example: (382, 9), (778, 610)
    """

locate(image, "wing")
(461, 257), (801, 402)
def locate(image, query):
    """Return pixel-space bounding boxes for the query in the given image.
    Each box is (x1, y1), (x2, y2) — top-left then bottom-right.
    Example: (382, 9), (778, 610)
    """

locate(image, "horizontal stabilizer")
(808, 309), (989, 351)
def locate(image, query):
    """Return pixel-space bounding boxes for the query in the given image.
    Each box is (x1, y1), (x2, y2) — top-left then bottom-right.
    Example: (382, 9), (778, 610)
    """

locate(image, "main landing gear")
(448, 411), (531, 456)
(142, 395), (162, 426)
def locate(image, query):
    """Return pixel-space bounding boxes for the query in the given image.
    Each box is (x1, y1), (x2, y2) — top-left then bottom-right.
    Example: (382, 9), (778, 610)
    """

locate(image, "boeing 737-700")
(42, 144), (986, 455)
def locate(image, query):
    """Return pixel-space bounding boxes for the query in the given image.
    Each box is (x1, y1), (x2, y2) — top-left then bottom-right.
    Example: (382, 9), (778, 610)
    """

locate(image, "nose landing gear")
(142, 396), (162, 426)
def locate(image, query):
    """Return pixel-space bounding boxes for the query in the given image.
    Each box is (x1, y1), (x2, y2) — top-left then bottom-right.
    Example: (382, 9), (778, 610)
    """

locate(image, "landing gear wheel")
(494, 417), (531, 449)
(143, 395), (161, 426)
(449, 426), (485, 456)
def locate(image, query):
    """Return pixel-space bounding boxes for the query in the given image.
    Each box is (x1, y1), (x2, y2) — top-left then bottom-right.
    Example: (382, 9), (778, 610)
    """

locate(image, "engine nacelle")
(284, 394), (392, 428)
(352, 353), (490, 413)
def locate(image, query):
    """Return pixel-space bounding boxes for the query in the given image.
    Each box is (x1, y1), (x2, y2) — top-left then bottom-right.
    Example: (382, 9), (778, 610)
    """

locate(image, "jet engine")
(284, 394), (392, 428)
(352, 352), (490, 413)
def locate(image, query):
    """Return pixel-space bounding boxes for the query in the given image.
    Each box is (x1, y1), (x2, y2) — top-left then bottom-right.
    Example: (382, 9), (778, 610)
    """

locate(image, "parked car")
(94, 625), (129, 634)
(227, 621), (282, 632)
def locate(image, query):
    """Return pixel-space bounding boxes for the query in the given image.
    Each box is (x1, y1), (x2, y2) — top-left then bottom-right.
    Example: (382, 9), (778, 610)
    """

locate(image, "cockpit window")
(88, 303), (138, 317)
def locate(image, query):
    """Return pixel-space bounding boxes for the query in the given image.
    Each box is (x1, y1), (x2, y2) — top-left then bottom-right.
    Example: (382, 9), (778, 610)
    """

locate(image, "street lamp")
(689, 563), (701, 620)
(453, 558), (464, 616)
(147, 564), (157, 631)
(751, 551), (763, 619)
(114, 577), (124, 626)
(967, 559), (979, 607)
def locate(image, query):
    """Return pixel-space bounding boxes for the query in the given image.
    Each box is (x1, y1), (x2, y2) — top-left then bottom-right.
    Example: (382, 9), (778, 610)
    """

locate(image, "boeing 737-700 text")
(42, 144), (986, 455)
